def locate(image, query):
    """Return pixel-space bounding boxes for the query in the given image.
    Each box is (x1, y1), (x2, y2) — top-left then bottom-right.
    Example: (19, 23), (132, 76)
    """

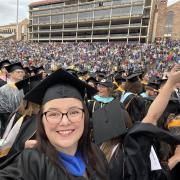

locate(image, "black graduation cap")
(118, 69), (125, 74)
(146, 82), (159, 91)
(24, 69), (98, 105)
(15, 74), (42, 95)
(92, 99), (128, 145)
(23, 67), (31, 75)
(5, 62), (24, 73)
(78, 69), (88, 76)
(34, 66), (45, 74)
(126, 73), (141, 83)
(86, 74), (98, 83)
(96, 71), (106, 78)
(149, 76), (161, 83)
(158, 78), (168, 86)
(98, 79), (114, 88)
(0, 60), (11, 69)
(114, 74), (126, 82)
(66, 69), (78, 78)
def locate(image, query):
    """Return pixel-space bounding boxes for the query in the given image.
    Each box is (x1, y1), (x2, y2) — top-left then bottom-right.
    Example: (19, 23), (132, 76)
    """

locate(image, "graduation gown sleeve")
(0, 145), (109, 180)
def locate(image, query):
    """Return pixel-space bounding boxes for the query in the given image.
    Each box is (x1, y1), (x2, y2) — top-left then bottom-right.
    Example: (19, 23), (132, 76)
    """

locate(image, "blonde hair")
(18, 100), (40, 117)
(100, 138), (120, 162)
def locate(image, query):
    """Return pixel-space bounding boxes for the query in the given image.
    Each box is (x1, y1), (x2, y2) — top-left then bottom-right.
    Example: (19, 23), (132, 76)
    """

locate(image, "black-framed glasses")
(42, 107), (84, 124)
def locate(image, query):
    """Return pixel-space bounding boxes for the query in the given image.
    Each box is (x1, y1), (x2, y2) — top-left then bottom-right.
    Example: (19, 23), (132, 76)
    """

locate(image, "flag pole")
(16, 0), (19, 40)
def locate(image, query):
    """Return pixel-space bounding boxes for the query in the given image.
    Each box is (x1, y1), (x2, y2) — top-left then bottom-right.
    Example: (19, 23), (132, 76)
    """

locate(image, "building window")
(112, 7), (131, 17)
(78, 11), (93, 20)
(51, 15), (63, 23)
(131, 6), (143, 15)
(64, 13), (77, 21)
(165, 11), (174, 36)
(39, 16), (50, 24)
(94, 9), (110, 19)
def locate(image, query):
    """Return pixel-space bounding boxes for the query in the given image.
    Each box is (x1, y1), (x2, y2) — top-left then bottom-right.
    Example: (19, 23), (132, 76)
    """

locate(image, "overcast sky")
(0, 0), (179, 26)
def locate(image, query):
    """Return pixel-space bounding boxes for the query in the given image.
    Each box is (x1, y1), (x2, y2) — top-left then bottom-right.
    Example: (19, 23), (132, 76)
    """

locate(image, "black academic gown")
(170, 163), (180, 180)
(0, 144), (109, 180)
(109, 123), (180, 180)
(0, 113), (37, 168)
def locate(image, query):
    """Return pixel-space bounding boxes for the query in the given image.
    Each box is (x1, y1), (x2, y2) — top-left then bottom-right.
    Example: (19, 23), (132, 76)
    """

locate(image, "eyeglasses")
(42, 108), (84, 124)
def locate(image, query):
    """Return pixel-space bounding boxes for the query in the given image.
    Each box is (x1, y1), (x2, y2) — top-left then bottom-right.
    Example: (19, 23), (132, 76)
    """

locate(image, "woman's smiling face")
(42, 98), (84, 155)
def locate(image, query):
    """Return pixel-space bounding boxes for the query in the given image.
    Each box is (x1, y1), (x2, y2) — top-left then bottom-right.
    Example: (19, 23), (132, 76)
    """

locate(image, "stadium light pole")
(16, 0), (19, 40)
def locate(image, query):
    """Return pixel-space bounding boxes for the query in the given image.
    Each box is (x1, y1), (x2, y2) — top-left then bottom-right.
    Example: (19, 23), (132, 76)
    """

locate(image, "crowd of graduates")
(0, 40), (179, 180)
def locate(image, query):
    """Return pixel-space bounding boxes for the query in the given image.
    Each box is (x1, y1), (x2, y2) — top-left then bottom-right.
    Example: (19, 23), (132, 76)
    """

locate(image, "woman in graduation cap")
(0, 74), (42, 168)
(88, 79), (115, 114)
(0, 69), (109, 180)
(120, 73), (150, 123)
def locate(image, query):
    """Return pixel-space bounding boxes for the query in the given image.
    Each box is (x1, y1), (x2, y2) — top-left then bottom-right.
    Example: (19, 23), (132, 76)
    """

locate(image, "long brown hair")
(36, 101), (108, 179)
(18, 100), (40, 117)
(101, 110), (133, 162)
(124, 81), (143, 94)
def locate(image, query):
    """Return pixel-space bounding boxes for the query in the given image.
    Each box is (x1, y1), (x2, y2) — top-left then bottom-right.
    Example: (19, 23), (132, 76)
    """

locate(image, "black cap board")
(5, 62), (24, 73)
(24, 68), (98, 105)
(23, 67), (31, 75)
(15, 74), (42, 95)
(92, 99), (128, 145)
(34, 66), (45, 74)
(158, 78), (168, 86)
(98, 79), (114, 88)
(126, 73), (141, 83)
(0, 60), (11, 69)
(86, 78), (98, 84)
(66, 69), (78, 78)
(146, 82), (159, 90)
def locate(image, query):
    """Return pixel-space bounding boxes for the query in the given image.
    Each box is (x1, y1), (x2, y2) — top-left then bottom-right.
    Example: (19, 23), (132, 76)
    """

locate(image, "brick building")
(155, 0), (180, 41)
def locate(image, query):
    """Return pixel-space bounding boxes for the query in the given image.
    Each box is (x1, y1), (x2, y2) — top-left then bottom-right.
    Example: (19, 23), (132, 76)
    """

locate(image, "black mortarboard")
(96, 71), (106, 78)
(149, 76), (161, 83)
(158, 78), (168, 86)
(86, 75), (98, 83)
(78, 69), (88, 76)
(15, 74), (42, 95)
(118, 69), (125, 74)
(146, 82), (159, 90)
(0, 60), (11, 69)
(114, 74), (126, 82)
(5, 62), (24, 73)
(34, 66), (45, 74)
(98, 79), (114, 88)
(126, 73), (141, 83)
(92, 99), (128, 145)
(24, 69), (98, 105)
(23, 67), (31, 75)
(66, 69), (78, 78)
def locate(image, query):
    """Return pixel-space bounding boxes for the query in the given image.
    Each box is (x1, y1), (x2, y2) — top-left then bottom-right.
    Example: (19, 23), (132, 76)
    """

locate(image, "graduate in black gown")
(93, 65), (180, 180)
(0, 74), (42, 167)
(0, 69), (109, 180)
